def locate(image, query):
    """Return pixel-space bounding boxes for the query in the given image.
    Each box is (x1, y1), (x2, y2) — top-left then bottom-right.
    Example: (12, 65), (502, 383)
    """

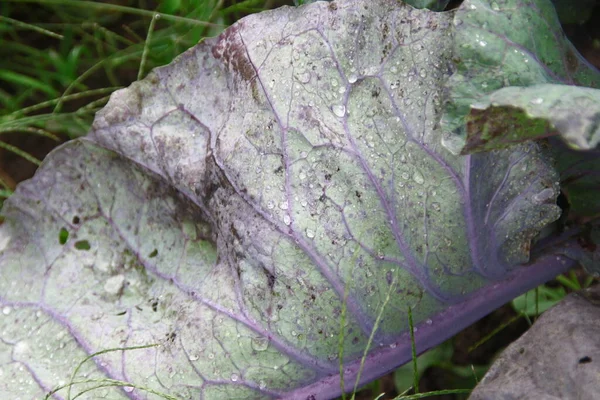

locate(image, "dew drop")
(231, 373), (239, 382)
(208, 353), (215, 359)
(530, 97), (544, 105)
(251, 337), (269, 351)
(279, 201), (289, 210)
(412, 171), (424, 185)
(124, 386), (134, 393)
(259, 380), (267, 389)
(305, 228), (315, 239)
(533, 188), (554, 204)
(348, 74), (358, 83)
(431, 202), (441, 212)
(389, 343), (397, 349)
(266, 200), (275, 209)
(295, 71), (310, 84)
(2, 306), (11, 315)
(419, 69), (427, 78)
(401, 172), (410, 180)
(283, 215), (291, 226)
(332, 105), (346, 117)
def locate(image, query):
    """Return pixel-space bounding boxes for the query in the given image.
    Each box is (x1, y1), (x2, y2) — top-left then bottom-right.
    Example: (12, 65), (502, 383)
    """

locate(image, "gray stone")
(470, 285), (600, 400)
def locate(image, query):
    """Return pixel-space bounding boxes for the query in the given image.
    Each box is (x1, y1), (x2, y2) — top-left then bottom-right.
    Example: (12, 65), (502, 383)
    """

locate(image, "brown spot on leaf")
(211, 23), (256, 83)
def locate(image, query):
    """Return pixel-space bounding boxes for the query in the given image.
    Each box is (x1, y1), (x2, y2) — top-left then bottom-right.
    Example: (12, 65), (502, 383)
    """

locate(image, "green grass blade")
(8, 0), (224, 28)
(0, 15), (63, 39)
(0, 140), (41, 165)
(0, 69), (59, 97)
(408, 306), (419, 394)
(138, 13), (159, 80)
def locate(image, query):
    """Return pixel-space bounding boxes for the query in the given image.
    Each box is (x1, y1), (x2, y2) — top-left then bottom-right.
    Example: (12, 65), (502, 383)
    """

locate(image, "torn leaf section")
(442, 0), (600, 140)
(463, 84), (600, 153)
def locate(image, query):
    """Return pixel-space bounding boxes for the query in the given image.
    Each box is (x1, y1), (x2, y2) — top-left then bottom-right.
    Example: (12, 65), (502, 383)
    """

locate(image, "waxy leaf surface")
(0, 0), (576, 398)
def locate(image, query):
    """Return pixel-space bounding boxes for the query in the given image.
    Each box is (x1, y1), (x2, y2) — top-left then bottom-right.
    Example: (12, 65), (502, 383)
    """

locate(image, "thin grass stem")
(0, 15), (63, 39)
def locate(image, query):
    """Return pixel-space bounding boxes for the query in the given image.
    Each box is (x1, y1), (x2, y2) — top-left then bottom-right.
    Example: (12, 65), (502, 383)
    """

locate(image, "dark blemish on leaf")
(371, 87), (380, 98)
(319, 194), (326, 202)
(324, 173), (332, 181)
(116, 310), (127, 316)
(355, 190), (362, 199)
(59, 228), (69, 245)
(267, 271), (276, 290)
(230, 223), (241, 240)
(565, 47), (579, 75)
(579, 356), (592, 364)
(151, 298), (159, 312)
(519, 347), (525, 354)
(274, 166), (283, 174)
(166, 331), (177, 343)
(149, 249), (158, 258)
(328, 2), (337, 11)
(352, 336), (359, 345)
(72, 216), (80, 224)
(386, 270), (393, 285)
(74, 240), (91, 250)
(211, 23), (256, 83)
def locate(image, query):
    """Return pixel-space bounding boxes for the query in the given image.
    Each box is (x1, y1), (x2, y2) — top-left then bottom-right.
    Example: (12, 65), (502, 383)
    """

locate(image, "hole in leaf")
(58, 228), (69, 245)
(74, 240), (91, 250)
(72, 216), (80, 224)
(149, 249), (158, 258)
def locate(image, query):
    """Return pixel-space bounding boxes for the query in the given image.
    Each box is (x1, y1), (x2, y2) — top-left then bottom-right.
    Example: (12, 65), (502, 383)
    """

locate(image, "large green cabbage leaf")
(0, 0), (592, 398)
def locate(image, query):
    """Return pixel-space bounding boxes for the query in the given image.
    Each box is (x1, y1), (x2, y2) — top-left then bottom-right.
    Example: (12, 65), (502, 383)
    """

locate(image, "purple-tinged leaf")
(0, 0), (582, 398)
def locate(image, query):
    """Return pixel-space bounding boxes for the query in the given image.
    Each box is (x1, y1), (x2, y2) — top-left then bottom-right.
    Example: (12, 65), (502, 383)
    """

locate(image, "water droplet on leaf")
(251, 337), (269, 351)
(332, 105), (346, 117)
(530, 97), (544, 105)
(533, 188), (554, 204)
(412, 171), (424, 185)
